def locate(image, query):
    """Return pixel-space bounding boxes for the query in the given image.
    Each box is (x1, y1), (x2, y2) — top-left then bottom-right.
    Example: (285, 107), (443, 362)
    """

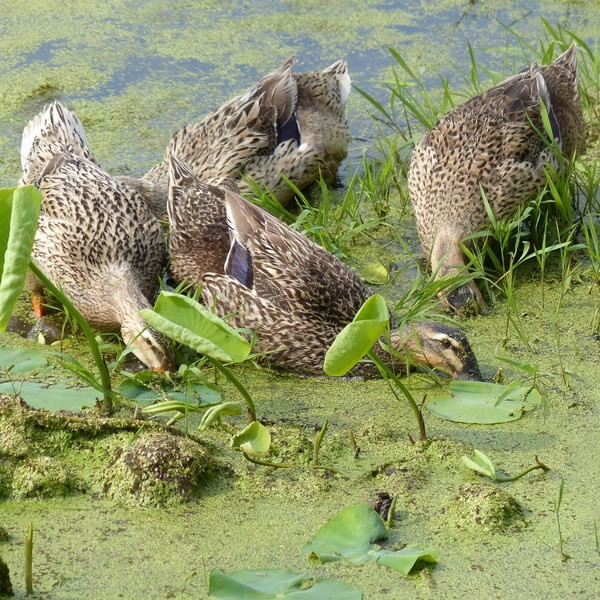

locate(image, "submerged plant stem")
(367, 350), (426, 440)
(30, 262), (113, 413)
(313, 420), (328, 467)
(24, 522), (33, 595)
(494, 460), (549, 482)
(242, 452), (340, 474)
(208, 357), (256, 422)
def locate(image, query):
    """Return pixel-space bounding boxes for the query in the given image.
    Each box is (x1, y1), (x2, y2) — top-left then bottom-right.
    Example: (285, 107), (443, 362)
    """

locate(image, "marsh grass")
(356, 21), (600, 344)
(246, 165), (383, 259)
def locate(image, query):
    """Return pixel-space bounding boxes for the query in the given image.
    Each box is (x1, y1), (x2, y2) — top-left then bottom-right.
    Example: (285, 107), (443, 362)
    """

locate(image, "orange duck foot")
(32, 295), (46, 318)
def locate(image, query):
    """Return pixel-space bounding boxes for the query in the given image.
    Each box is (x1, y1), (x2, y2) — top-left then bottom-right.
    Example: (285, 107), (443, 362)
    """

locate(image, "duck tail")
(323, 58), (352, 105)
(552, 43), (577, 73)
(20, 101), (94, 184)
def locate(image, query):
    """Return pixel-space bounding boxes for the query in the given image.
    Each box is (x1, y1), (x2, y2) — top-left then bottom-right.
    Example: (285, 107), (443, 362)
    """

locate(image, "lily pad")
(230, 421), (271, 457)
(208, 568), (361, 599)
(302, 503), (437, 575)
(118, 379), (222, 406)
(324, 294), (389, 376)
(0, 380), (100, 411)
(427, 380), (542, 424)
(0, 348), (47, 374)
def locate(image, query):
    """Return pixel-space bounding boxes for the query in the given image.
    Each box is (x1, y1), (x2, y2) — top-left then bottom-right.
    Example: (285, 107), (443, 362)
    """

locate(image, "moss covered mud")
(2, 279), (600, 598)
(3, 1), (600, 598)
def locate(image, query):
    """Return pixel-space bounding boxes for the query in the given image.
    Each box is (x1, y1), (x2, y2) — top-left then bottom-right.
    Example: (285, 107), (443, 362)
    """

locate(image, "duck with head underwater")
(120, 56), (351, 218)
(166, 154), (482, 381)
(19, 101), (171, 372)
(409, 44), (586, 315)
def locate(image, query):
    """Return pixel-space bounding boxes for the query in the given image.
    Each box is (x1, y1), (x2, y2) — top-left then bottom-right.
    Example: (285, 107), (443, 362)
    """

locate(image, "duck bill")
(454, 354), (483, 381)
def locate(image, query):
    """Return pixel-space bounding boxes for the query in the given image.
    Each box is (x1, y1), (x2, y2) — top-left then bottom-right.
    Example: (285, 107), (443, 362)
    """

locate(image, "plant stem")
(495, 464), (548, 482)
(24, 523), (33, 595)
(29, 262), (113, 413)
(241, 452), (294, 469)
(313, 420), (328, 467)
(386, 496), (397, 529)
(242, 452), (340, 475)
(367, 350), (426, 441)
(208, 357), (256, 423)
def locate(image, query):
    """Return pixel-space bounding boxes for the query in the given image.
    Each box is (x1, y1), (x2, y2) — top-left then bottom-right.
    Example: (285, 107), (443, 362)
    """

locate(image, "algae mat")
(2, 281), (600, 598)
(2, 0), (600, 599)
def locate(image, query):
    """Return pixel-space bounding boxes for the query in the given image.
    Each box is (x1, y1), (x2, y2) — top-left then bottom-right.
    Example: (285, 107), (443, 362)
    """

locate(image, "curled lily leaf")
(199, 402), (242, 432)
(230, 421), (271, 457)
(140, 291), (251, 362)
(461, 449), (497, 480)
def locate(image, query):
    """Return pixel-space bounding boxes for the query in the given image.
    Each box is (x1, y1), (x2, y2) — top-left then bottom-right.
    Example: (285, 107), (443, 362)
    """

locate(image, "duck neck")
(430, 234), (466, 279)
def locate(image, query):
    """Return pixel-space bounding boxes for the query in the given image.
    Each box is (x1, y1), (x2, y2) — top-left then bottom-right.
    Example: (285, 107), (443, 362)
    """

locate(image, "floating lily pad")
(0, 347), (47, 373)
(118, 379), (222, 406)
(302, 503), (437, 575)
(0, 380), (100, 411)
(208, 568), (362, 599)
(427, 380), (541, 424)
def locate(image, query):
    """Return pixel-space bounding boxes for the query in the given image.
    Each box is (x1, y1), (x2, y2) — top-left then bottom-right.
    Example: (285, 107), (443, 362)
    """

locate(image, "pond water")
(0, 0), (597, 185)
(2, 1), (600, 599)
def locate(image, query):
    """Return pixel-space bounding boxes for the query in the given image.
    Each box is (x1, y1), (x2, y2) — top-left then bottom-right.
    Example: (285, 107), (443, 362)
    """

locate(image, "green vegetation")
(1, 6), (600, 599)
(302, 503), (438, 576)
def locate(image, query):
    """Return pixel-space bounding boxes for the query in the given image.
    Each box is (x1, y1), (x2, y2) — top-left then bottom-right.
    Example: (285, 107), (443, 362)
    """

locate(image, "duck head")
(396, 321), (482, 380)
(121, 323), (171, 373)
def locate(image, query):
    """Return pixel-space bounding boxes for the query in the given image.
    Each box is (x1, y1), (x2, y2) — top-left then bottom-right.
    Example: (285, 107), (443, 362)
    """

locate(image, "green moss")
(11, 456), (74, 500)
(101, 432), (214, 508)
(0, 527), (8, 543)
(449, 482), (526, 533)
(268, 424), (314, 465)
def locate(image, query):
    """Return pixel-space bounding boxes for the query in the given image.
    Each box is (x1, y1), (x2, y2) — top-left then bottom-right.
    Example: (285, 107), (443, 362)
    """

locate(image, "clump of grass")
(357, 20), (600, 327)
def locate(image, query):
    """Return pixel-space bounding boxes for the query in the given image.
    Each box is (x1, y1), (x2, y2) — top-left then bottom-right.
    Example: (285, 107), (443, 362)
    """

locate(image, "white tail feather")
(20, 101), (91, 176)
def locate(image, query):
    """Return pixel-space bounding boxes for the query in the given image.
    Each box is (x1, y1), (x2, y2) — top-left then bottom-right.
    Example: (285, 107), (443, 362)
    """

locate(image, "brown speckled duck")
(409, 44), (586, 315)
(167, 155), (481, 380)
(19, 101), (170, 371)
(122, 57), (351, 218)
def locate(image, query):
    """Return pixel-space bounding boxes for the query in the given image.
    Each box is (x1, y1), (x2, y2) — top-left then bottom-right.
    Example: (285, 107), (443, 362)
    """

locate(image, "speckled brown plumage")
(19, 102), (170, 370)
(409, 44), (586, 314)
(167, 156), (481, 380)
(139, 57), (351, 218)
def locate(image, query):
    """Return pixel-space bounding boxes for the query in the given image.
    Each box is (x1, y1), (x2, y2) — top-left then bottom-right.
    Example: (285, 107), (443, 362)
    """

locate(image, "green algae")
(449, 482), (526, 533)
(101, 431), (215, 507)
(11, 456), (75, 500)
(1, 1), (600, 598)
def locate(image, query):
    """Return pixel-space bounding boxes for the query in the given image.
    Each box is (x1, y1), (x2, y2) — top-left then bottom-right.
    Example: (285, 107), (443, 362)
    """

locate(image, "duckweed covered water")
(1, 1), (600, 599)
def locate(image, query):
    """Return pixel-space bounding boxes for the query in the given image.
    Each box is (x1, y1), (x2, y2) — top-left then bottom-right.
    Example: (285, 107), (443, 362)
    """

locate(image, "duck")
(19, 101), (170, 371)
(166, 154), (482, 380)
(120, 56), (351, 219)
(408, 44), (586, 315)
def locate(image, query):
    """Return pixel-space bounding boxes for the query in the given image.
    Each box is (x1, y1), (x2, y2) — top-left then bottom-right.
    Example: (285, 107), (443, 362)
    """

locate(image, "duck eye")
(441, 337), (453, 349)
